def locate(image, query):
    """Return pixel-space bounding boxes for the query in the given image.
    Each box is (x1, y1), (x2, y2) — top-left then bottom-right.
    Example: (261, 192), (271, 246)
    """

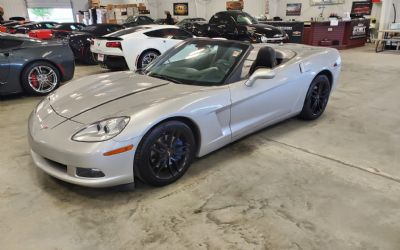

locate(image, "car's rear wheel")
(134, 121), (195, 187)
(137, 50), (160, 69)
(82, 48), (97, 65)
(21, 62), (61, 96)
(299, 74), (331, 120)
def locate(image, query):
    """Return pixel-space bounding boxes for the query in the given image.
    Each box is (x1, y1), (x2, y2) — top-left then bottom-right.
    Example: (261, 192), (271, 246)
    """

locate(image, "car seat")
(249, 46), (277, 76)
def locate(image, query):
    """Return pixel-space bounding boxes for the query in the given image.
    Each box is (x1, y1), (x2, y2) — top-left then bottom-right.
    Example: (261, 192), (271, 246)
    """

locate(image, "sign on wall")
(264, 21), (305, 43)
(173, 3), (189, 16)
(286, 3), (302, 16)
(351, 21), (368, 39)
(310, 0), (345, 6)
(226, 0), (244, 11)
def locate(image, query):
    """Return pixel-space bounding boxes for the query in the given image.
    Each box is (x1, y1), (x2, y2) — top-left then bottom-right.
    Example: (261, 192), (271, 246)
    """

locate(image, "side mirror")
(245, 68), (276, 87)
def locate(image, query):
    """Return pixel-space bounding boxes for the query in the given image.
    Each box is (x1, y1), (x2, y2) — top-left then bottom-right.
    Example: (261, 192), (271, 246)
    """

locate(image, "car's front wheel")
(21, 62), (61, 96)
(134, 121), (195, 186)
(299, 74), (331, 120)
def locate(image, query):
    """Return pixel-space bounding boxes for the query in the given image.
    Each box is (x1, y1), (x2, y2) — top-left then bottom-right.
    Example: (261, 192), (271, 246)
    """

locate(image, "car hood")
(49, 72), (170, 119)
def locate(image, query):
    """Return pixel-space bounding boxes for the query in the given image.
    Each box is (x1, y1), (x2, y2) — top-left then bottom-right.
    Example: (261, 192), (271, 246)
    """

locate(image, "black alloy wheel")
(134, 121), (195, 186)
(299, 75), (331, 120)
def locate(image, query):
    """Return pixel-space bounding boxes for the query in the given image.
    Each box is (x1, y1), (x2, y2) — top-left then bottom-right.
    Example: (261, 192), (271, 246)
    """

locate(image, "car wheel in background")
(137, 50), (160, 69)
(134, 121), (195, 187)
(21, 62), (61, 96)
(299, 74), (331, 120)
(82, 49), (97, 65)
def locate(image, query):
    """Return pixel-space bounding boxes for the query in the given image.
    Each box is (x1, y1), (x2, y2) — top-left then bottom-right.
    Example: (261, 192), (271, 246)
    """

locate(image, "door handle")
(1, 52), (10, 57)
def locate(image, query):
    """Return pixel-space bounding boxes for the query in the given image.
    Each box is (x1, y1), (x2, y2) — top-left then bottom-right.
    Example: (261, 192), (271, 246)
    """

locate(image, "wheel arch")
(136, 48), (161, 68)
(316, 69), (333, 87)
(141, 116), (202, 156)
(20, 59), (64, 84)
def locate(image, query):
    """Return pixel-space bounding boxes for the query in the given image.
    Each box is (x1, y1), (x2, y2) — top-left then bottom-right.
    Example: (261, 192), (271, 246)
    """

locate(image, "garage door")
(26, 0), (72, 8)
(26, 0), (74, 22)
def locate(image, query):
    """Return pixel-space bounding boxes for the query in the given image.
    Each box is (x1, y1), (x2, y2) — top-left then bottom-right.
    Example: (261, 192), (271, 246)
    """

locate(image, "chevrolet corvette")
(28, 38), (341, 188)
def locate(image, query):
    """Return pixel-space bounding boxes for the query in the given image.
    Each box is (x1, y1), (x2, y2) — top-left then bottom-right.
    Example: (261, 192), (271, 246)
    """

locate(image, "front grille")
(44, 158), (67, 173)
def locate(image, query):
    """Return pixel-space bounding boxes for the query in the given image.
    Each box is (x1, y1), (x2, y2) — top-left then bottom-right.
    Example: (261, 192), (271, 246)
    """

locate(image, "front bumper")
(28, 106), (139, 188)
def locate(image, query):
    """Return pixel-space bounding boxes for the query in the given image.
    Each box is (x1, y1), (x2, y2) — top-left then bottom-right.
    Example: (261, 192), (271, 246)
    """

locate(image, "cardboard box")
(127, 7), (138, 16)
(107, 19), (117, 24)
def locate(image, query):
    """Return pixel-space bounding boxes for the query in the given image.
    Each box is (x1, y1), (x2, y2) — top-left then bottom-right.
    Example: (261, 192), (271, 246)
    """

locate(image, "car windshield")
(176, 18), (205, 25)
(235, 13), (258, 25)
(145, 40), (249, 86)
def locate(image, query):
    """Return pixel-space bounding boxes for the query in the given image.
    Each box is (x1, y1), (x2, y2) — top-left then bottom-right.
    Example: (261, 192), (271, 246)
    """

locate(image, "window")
(164, 29), (193, 40)
(106, 27), (151, 37)
(145, 29), (192, 40)
(0, 39), (23, 50)
(235, 13), (258, 25)
(138, 16), (154, 24)
(145, 29), (165, 38)
(70, 24), (85, 31)
(27, 8), (74, 23)
(209, 14), (224, 25)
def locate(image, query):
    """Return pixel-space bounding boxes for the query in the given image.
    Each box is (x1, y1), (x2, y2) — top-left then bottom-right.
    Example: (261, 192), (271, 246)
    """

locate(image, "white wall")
(275, 0), (371, 21)
(135, 0), (268, 20)
(0, 0), (28, 19)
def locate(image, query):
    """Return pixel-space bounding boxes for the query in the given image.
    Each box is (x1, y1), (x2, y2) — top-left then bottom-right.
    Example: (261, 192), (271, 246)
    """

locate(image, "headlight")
(72, 117), (130, 142)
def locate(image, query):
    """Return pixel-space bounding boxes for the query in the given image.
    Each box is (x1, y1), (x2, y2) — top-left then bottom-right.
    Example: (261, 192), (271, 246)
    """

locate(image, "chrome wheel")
(140, 52), (159, 68)
(28, 66), (58, 94)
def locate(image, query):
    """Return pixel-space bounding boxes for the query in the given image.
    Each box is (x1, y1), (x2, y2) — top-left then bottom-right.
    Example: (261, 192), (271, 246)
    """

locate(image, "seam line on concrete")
(265, 138), (400, 184)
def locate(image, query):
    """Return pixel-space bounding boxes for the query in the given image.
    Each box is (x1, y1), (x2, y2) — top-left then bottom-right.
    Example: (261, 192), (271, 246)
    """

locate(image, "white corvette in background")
(90, 25), (194, 71)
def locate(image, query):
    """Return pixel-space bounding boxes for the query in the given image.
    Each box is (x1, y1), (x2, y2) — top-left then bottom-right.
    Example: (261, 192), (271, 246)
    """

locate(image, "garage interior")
(1, 0), (400, 249)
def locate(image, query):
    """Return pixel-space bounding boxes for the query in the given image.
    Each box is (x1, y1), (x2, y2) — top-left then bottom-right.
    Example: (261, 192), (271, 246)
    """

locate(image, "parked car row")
(0, 11), (288, 97)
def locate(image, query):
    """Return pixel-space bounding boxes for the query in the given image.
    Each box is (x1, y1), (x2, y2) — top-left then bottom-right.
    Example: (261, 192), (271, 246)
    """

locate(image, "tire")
(137, 50), (160, 69)
(81, 48), (97, 65)
(134, 121), (196, 187)
(299, 75), (331, 121)
(21, 61), (61, 96)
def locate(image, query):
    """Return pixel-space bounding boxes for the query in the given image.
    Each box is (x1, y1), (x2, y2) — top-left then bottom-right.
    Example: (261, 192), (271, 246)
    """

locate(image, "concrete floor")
(0, 46), (400, 250)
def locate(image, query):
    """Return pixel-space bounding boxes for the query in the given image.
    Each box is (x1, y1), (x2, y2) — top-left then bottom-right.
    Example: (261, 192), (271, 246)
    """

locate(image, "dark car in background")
(67, 24), (123, 64)
(28, 23), (87, 40)
(0, 34), (75, 96)
(176, 18), (207, 26)
(154, 18), (177, 25)
(196, 11), (288, 43)
(14, 22), (59, 34)
(177, 18), (208, 36)
(124, 15), (154, 27)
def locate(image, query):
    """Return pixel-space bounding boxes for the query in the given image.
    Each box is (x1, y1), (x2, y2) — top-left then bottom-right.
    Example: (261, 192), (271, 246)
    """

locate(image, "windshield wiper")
(148, 73), (184, 84)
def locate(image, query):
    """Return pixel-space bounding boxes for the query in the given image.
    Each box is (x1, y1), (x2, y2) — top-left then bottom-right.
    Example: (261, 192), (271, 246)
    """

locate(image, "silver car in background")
(28, 38), (341, 188)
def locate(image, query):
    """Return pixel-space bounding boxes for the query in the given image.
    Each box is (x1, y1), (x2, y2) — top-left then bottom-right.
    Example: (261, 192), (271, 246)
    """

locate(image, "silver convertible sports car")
(28, 38), (341, 188)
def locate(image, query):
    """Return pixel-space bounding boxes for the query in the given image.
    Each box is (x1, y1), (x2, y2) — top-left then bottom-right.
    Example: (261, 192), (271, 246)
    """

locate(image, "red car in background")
(28, 22), (87, 40)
